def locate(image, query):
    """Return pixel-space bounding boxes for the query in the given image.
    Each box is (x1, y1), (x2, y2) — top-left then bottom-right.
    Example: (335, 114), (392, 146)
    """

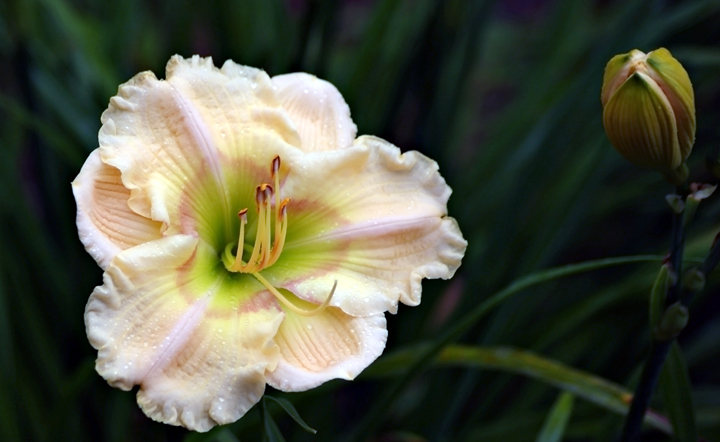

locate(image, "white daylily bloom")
(73, 55), (466, 432)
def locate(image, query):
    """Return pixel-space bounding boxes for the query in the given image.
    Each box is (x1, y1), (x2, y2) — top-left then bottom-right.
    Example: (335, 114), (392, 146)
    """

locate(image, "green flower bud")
(683, 267), (706, 293)
(601, 48), (695, 176)
(653, 301), (689, 341)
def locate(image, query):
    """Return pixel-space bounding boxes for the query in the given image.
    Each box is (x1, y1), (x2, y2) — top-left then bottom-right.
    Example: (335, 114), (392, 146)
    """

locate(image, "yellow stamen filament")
(233, 208), (248, 268)
(221, 155), (338, 316)
(226, 184), (279, 273)
(252, 272), (337, 317)
(266, 199), (289, 267)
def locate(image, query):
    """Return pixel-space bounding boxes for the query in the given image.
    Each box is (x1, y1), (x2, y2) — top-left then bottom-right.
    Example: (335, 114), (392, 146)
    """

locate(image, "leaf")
(659, 341), (697, 442)
(365, 345), (673, 435)
(535, 392), (575, 442)
(264, 395), (317, 434)
(349, 255), (676, 442)
(260, 397), (286, 442)
(214, 428), (242, 442)
(0, 258), (19, 442)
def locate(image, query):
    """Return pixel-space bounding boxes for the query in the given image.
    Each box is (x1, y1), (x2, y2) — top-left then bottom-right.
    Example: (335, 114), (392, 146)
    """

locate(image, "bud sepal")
(601, 48), (695, 176)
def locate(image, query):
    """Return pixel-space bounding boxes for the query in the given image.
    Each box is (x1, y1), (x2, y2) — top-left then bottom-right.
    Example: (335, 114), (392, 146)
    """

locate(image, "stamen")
(271, 155), (281, 213)
(241, 185), (268, 272)
(252, 271), (337, 317)
(271, 155), (281, 180)
(223, 156), (290, 274)
(231, 209), (248, 271)
(261, 185), (274, 267)
(266, 198), (289, 267)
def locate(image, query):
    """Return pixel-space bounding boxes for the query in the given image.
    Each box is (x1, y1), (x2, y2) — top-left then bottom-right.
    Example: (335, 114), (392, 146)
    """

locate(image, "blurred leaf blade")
(264, 396), (317, 434)
(659, 341), (697, 442)
(367, 344), (672, 435)
(535, 391), (574, 442)
(261, 397), (287, 442)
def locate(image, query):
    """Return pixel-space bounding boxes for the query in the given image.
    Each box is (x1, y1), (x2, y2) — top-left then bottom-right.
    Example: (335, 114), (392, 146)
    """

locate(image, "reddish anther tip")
(238, 208), (248, 221)
(271, 155), (281, 178)
(255, 184), (273, 204)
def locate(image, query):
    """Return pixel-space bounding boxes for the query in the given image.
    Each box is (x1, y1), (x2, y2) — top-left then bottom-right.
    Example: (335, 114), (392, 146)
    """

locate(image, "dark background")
(2, 0), (720, 441)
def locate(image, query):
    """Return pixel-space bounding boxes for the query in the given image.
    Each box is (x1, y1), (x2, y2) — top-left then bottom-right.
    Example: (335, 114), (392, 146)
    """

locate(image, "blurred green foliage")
(1, 0), (720, 441)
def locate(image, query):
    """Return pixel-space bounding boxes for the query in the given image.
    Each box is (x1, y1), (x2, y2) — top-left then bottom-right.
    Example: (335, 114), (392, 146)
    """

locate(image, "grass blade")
(535, 392), (575, 442)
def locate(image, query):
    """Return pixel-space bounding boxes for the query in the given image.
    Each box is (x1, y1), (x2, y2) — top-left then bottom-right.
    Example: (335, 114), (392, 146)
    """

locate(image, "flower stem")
(700, 233), (720, 276)
(619, 185), (686, 442)
(619, 340), (673, 442)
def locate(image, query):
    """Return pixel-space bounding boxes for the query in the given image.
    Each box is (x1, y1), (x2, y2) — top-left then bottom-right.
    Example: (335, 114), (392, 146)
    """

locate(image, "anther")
(279, 198), (290, 215)
(224, 156), (289, 274)
(256, 184), (273, 207)
(271, 155), (281, 179)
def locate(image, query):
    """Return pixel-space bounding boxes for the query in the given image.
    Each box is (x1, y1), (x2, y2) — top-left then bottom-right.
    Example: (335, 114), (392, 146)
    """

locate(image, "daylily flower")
(73, 55), (466, 432)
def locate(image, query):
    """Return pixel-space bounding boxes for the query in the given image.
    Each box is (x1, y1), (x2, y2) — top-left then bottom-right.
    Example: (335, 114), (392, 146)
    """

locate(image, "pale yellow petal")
(72, 149), (163, 268)
(603, 72), (680, 171)
(272, 73), (357, 152)
(266, 301), (387, 391)
(98, 55), (300, 238)
(264, 136), (467, 316)
(86, 235), (284, 432)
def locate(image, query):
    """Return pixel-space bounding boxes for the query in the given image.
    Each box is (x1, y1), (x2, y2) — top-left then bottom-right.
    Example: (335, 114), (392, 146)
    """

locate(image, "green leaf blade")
(536, 391), (575, 442)
(659, 341), (697, 442)
(264, 395), (317, 435)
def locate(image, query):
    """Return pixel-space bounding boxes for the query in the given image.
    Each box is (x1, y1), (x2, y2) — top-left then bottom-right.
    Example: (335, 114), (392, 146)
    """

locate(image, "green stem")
(667, 186), (687, 305)
(699, 233), (720, 276)
(619, 340), (674, 442)
(343, 255), (671, 442)
(620, 186), (686, 442)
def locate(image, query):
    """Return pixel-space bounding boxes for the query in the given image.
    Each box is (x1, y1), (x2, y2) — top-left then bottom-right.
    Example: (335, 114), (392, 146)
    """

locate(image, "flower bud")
(653, 301), (689, 341)
(601, 48), (695, 176)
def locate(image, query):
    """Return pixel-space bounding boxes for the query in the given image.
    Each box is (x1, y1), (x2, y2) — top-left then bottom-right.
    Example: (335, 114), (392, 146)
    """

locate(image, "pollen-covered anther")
(271, 155), (281, 179)
(223, 164), (284, 274)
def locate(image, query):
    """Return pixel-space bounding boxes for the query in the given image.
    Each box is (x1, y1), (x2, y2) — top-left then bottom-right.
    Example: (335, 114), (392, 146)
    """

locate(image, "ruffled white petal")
(72, 149), (163, 269)
(264, 135), (467, 316)
(272, 73), (357, 152)
(266, 305), (387, 391)
(78, 55), (467, 431)
(86, 235), (284, 432)
(98, 55), (301, 237)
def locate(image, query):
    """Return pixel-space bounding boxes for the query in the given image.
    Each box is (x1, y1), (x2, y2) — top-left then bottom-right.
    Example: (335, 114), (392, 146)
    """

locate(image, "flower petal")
(86, 235), (284, 432)
(266, 301), (387, 391)
(98, 55), (300, 239)
(265, 135), (467, 316)
(603, 72), (680, 171)
(272, 73), (357, 152)
(72, 149), (163, 268)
